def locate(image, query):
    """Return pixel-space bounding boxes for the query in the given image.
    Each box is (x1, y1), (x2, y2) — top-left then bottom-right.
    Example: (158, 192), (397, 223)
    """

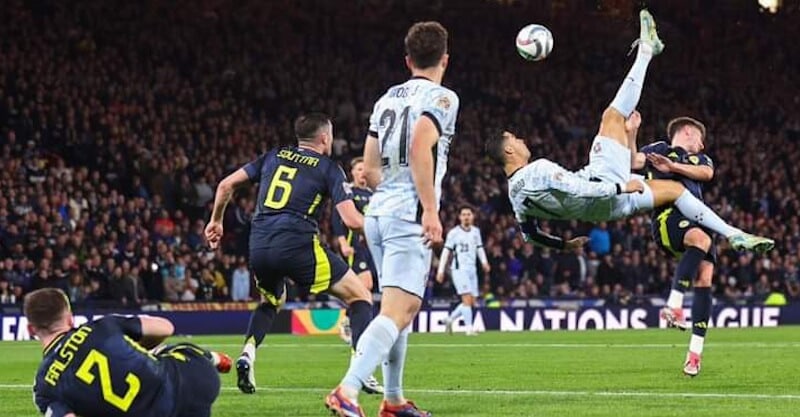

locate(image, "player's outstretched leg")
(685, 258), (713, 377)
(237, 300), (279, 394)
(646, 180), (775, 253)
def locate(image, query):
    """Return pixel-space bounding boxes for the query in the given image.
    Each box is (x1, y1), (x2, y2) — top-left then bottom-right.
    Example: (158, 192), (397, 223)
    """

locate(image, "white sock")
(209, 351), (221, 366)
(689, 334), (705, 355)
(609, 45), (652, 117)
(674, 190), (743, 238)
(341, 315), (400, 402)
(382, 326), (409, 403)
(448, 304), (464, 322)
(666, 290), (684, 309)
(242, 342), (256, 361)
(461, 305), (474, 329)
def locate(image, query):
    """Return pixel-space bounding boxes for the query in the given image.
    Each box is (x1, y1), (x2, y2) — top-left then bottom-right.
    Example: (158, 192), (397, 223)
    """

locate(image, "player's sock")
(348, 300), (373, 350)
(674, 190), (743, 238)
(609, 43), (653, 117)
(462, 304), (474, 330)
(341, 315), (400, 401)
(382, 325), (410, 403)
(448, 303), (465, 322)
(690, 287), (711, 355)
(667, 247), (705, 308)
(242, 302), (277, 361)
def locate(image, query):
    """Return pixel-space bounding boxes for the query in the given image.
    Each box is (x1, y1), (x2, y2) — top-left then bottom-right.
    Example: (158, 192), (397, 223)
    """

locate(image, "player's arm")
(109, 315), (174, 349)
(330, 165), (364, 232)
(206, 157), (261, 249)
(331, 204), (354, 257)
(410, 115), (443, 245)
(436, 233), (454, 283)
(363, 134), (382, 189)
(476, 232), (490, 273)
(518, 216), (587, 251)
(647, 153), (714, 182)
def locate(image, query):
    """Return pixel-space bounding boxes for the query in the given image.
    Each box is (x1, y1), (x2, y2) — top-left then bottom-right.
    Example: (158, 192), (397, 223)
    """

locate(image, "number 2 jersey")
(366, 76), (459, 222)
(34, 316), (176, 417)
(243, 146), (353, 240)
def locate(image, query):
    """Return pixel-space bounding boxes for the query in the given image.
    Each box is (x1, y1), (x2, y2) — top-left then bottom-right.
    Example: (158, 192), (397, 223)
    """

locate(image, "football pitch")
(2, 328), (800, 417)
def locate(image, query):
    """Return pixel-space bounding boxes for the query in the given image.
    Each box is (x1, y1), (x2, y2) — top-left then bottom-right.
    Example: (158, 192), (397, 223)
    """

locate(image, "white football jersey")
(366, 77), (459, 222)
(508, 158), (621, 223)
(443, 226), (484, 272)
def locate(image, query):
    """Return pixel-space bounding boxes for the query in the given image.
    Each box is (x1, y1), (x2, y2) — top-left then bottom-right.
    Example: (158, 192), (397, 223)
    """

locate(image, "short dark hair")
(405, 22), (448, 69)
(24, 288), (70, 332)
(458, 205), (474, 214)
(667, 116), (706, 142)
(485, 133), (509, 165)
(294, 113), (332, 142)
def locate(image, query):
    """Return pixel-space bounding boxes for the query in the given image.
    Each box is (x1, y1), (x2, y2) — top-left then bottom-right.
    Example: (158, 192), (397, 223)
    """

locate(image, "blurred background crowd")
(1, 0), (799, 307)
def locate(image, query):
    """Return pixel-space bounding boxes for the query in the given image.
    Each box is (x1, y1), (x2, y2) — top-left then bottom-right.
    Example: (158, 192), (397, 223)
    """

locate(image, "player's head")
(350, 156), (366, 187)
(24, 288), (74, 340)
(486, 131), (531, 167)
(458, 205), (475, 227)
(667, 116), (706, 153)
(295, 113), (334, 155)
(405, 22), (449, 77)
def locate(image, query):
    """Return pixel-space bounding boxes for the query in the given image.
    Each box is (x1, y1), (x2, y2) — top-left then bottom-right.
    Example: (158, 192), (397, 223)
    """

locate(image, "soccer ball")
(515, 24), (553, 61)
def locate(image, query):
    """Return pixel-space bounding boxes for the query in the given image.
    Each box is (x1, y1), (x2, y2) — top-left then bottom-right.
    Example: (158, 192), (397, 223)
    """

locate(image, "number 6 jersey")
(367, 76), (460, 222)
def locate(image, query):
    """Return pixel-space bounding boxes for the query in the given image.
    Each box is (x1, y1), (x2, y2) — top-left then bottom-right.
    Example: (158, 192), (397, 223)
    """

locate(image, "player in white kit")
(436, 206), (490, 335)
(485, 10), (774, 254)
(327, 21), (457, 417)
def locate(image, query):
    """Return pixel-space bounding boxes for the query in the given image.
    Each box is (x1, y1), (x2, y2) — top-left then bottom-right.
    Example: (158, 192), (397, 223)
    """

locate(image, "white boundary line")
(201, 342), (800, 349)
(1, 384), (799, 400)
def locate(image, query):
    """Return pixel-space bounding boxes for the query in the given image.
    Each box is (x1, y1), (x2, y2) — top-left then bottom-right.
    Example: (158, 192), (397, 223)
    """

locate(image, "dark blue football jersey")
(641, 140), (713, 215)
(331, 186), (372, 238)
(33, 316), (176, 417)
(243, 146), (353, 237)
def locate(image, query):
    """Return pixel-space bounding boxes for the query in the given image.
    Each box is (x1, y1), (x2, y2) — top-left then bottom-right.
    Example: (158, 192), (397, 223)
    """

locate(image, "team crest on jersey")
(342, 182), (353, 194)
(435, 95), (451, 110)
(688, 155), (700, 165)
(679, 220), (690, 228)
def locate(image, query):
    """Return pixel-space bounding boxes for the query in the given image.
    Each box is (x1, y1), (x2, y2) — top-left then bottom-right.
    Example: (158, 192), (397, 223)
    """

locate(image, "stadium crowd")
(1, 0), (799, 307)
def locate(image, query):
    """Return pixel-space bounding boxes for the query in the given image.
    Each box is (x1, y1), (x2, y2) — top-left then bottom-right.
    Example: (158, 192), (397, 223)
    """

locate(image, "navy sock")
(244, 302), (277, 348)
(348, 300), (373, 350)
(692, 287), (711, 337)
(674, 247), (705, 293)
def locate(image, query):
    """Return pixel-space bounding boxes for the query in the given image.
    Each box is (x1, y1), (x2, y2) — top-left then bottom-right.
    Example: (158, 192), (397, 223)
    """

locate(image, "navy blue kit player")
(27, 288), (230, 417)
(633, 115), (716, 377)
(204, 113), (373, 394)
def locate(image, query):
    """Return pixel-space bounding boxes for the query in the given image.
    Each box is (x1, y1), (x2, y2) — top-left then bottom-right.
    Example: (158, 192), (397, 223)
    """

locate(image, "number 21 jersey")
(367, 76), (459, 222)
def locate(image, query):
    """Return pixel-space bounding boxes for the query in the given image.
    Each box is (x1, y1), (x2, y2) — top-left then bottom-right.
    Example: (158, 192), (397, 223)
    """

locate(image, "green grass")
(2, 327), (800, 416)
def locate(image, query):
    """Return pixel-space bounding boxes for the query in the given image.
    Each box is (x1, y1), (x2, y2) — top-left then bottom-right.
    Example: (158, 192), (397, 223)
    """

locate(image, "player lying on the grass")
(436, 205), (490, 335)
(27, 288), (231, 417)
(485, 10), (774, 254)
(633, 115), (716, 377)
(205, 113), (376, 395)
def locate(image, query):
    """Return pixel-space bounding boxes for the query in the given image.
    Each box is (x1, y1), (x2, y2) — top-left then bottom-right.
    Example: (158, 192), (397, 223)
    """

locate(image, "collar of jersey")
(42, 331), (68, 356)
(410, 75), (433, 82)
(507, 166), (524, 179)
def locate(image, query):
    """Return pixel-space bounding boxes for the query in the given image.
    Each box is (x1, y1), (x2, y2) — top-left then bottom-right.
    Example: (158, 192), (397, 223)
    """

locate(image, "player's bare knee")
(685, 228), (712, 252)
(462, 294), (475, 306)
(648, 180), (686, 206)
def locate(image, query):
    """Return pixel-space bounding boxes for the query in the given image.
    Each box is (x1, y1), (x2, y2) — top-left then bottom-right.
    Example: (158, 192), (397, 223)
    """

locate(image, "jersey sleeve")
(242, 153), (267, 183)
(443, 230), (456, 251)
(100, 315), (144, 340)
(688, 153), (714, 169)
(517, 215), (565, 250)
(331, 199), (347, 238)
(640, 140), (668, 155)
(368, 99), (382, 137)
(421, 88), (459, 136)
(327, 163), (354, 206)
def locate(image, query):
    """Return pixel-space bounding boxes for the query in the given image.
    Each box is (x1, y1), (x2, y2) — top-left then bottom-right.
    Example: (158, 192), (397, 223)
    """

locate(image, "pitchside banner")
(0, 305), (795, 341)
